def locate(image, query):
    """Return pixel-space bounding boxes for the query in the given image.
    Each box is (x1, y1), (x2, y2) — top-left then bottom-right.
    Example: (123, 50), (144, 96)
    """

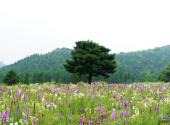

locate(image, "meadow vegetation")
(0, 82), (170, 125)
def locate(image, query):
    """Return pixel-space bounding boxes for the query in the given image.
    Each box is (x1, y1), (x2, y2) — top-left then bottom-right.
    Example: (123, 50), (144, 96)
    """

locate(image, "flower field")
(0, 83), (170, 125)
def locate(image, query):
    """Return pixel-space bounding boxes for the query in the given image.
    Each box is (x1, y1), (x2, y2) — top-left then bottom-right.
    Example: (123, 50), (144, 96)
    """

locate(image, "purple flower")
(123, 110), (127, 117)
(124, 117), (127, 124)
(24, 95), (27, 105)
(116, 95), (119, 101)
(88, 120), (92, 125)
(16, 107), (18, 115)
(27, 107), (30, 115)
(0, 86), (2, 94)
(36, 93), (42, 101)
(123, 100), (127, 108)
(97, 105), (104, 113)
(119, 111), (123, 116)
(103, 118), (106, 123)
(117, 102), (121, 107)
(24, 114), (28, 121)
(156, 105), (160, 113)
(1, 111), (7, 123)
(102, 111), (105, 116)
(16, 89), (21, 98)
(111, 112), (116, 120)
(80, 117), (84, 125)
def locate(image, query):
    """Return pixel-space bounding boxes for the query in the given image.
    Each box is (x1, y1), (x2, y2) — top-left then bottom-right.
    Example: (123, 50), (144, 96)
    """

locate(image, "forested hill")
(0, 45), (170, 83)
(109, 45), (170, 82)
(0, 48), (71, 83)
(0, 62), (5, 68)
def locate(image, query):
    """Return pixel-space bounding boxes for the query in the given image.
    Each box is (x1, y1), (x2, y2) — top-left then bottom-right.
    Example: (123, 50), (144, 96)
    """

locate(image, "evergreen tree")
(3, 70), (19, 85)
(160, 64), (170, 82)
(64, 40), (116, 84)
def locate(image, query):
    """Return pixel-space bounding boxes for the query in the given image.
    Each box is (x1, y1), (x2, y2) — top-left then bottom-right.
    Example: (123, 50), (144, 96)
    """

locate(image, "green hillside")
(109, 45), (170, 82)
(0, 45), (170, 83)
(0, 48), (72, 83)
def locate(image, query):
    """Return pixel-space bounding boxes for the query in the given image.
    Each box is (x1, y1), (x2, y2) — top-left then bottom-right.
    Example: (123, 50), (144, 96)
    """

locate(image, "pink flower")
(111, 112), (115, 120)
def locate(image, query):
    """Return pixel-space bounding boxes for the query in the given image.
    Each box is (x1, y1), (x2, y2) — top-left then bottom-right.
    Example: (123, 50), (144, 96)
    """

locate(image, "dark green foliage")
(160, 64), (170, 82)
(3, 70), (19, 85)
(64, 40), (116, 84)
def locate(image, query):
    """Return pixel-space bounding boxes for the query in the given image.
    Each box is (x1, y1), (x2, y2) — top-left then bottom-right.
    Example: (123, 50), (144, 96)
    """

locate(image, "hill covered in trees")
(0, 48), (72, 83)
(109, 45), (170, 82)
(0, 45), (170, 83)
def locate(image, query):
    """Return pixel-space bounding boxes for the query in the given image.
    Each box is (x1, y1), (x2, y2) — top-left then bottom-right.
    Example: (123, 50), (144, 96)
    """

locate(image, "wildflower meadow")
(0, 82), (170, 125)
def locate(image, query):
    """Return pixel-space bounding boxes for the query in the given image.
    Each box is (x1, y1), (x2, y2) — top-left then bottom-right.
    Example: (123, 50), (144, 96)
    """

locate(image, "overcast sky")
(0, 0), (170, 64)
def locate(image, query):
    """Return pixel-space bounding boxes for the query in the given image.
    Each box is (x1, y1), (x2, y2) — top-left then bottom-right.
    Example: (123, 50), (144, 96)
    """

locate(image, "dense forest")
(0, 45), (170, 83)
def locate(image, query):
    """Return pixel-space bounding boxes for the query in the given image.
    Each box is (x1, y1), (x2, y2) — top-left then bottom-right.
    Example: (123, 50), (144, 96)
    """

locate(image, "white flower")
(15, 122), (18, 125)
(112, 108), (116, 112)
(22, 112), (25, 116)
(58, 97), (62, 101)
(42, 97), (45, 102)
(46, 103), (56, 109)
(143, 102), (147, 108)
(19, 119), (23, 123)
(135, 108), (139, 115)
(78, 93), (85, 98)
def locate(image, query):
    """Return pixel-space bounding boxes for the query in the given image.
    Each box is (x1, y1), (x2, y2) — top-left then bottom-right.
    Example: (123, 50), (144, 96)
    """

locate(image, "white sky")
(0, 0), (170, 64)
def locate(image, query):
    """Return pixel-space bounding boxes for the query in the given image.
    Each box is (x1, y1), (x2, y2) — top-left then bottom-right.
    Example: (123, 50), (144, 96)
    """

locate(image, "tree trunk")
(88, 73), (92, 84)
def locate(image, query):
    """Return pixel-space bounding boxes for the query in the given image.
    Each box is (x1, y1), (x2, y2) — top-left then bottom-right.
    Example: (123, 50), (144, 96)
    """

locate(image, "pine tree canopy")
(64, 40), (116, 84)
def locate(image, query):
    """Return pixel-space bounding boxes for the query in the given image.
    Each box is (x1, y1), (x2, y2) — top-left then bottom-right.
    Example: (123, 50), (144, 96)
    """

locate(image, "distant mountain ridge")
(0, 45), (170, 83)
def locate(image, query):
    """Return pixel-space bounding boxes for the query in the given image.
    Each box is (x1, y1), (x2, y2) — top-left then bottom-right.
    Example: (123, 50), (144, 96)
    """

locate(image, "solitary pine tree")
(64, 40), (116, 84)
(3, 70), (19, 85)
